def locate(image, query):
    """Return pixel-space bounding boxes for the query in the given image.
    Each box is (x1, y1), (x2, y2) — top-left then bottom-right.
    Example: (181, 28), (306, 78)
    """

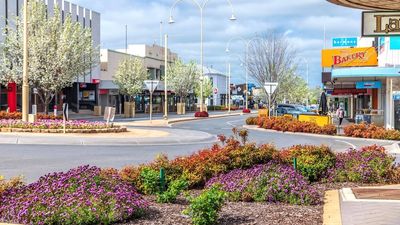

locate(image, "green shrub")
(279, 145), (336, 182)
(140, 168), (160, 195)
(184, 185), (226, 225)
(157, 178), (189, 203)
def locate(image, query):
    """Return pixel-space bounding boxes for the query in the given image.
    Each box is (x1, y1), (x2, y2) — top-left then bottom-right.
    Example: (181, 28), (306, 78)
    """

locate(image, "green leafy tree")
(195, 77), (213, 104)
(0, 1), (99, 114)
(167, 59), (199, 104)
(308, 86), (323, 104)
(114, 57), (148, 102)
(275, 73), (309, 104)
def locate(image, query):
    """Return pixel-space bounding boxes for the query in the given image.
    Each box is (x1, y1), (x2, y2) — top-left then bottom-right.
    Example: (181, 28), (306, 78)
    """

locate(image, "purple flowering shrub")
(206, 162), (320, 205)
(327, 147), (395, 183)
(0, 166), (148, 225)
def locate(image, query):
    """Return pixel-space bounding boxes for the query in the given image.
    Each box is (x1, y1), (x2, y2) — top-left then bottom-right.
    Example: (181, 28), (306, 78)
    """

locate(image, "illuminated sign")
(321, 47), (378, 67)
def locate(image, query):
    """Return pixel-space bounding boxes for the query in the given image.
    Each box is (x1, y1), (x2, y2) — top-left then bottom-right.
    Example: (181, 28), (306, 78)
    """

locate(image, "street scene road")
(0, 114), (394, 182)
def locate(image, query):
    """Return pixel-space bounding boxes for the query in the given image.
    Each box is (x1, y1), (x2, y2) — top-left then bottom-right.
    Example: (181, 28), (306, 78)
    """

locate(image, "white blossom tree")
(113, 57), (148, 102)
(195, 77), (213, 103)
(167, 59), (199, 104)
(0, 1), (99, 114)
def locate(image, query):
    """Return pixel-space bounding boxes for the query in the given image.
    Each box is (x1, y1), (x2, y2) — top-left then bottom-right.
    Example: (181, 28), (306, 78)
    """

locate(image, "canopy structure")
(327, 0), (400, 10)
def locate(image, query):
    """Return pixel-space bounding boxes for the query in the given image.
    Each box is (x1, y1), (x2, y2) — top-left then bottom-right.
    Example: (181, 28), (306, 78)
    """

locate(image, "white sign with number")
(144, 80), (160, 93)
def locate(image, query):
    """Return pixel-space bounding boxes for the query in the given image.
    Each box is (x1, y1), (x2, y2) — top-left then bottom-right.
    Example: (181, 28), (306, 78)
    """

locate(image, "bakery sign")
(321, 47), (378, 68)
(363, 11), (400, 36)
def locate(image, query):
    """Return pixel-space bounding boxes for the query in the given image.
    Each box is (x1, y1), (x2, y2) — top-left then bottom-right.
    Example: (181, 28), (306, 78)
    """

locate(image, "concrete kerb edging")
(340, 188), (400, 203)
(243, 125), (399, 145)
(167, 112), (251, 125)
(323, 190), (343, 225)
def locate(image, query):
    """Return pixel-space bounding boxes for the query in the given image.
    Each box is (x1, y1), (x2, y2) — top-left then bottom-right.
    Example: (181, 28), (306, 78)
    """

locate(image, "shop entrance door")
(395, 99), (400, 130)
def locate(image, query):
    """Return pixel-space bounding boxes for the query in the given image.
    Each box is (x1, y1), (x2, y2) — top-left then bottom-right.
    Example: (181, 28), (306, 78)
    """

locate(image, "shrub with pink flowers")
(0, 165), (148, 225)
(327, 146), (395, 183)
(206, 162), (320, 205)
(0, 119), (109, 130)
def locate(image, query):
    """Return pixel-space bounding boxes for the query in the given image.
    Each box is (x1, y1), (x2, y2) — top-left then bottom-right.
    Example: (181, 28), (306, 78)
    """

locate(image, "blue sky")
(74, 0), (362, 87)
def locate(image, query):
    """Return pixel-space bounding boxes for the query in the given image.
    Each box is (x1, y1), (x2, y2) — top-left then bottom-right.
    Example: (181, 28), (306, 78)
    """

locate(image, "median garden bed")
(246, 116), (337, 135)
(247, 116), (400, 141)
(0, 119), (127, 133)
(1, 130), (399, 225)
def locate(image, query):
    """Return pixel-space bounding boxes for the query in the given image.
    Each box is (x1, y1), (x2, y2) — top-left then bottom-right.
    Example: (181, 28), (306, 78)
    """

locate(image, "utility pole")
(22, 0), (29, 122)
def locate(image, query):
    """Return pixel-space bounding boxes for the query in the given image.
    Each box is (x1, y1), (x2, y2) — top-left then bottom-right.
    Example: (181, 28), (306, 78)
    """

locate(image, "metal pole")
(268, 93), (271, 119)
(164, 34), (168, 120)
(160, 21), (163, 47)
(200, 8), (204, 112)
(245, 44), (249, 110)
(125, 25), (128, 54)
(225, 60), (228, 108)
(22, 0), (29, 122)
(150, 92), (153, 122)
(228, 63), (231, 113)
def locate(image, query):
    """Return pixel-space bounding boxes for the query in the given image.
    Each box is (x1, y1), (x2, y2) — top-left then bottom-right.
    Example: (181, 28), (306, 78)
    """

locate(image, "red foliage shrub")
(242, 109), (251, 114)
(344, 123), (400, 140)
(194, 111), (209, 118)
(259, 116), (337, 135)
(0, 111), (62, 120)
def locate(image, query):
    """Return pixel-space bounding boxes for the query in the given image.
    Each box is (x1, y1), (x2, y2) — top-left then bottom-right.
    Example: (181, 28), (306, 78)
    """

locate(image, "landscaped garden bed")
(1, 130), (399, 225)
(0, 119), (127, 133)
(0, 111), (63, 120)
(246, 116), (400, 141)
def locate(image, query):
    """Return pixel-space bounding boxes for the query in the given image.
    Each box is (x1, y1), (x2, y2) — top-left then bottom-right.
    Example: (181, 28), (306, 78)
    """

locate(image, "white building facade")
(0, 0), (101, 112)
(200, 66), (229, 107)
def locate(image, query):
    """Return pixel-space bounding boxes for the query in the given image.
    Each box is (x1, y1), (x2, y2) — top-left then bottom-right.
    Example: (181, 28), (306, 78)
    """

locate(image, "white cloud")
(72, 0), (363, 87)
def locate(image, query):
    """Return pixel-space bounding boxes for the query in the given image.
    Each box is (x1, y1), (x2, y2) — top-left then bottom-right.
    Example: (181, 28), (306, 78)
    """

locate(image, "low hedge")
(247, 116), (337, 135)
(0, 111), (62, 120)
(344, 123), (400, 140)
(194, 111), (209, 118)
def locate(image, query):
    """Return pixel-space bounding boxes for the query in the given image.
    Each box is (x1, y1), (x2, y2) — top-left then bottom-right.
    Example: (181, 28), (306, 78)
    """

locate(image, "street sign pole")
(144, 80), (160, 123)
(264, 82), (279, 118)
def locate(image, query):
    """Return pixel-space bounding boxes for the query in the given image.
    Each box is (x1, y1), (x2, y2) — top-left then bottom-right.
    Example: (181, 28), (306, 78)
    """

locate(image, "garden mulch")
(119, 183), (364, 225)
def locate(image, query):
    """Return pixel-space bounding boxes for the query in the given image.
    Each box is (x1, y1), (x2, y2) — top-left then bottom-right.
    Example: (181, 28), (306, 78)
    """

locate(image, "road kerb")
(323, 190), (343, 225)
(243, 125), (398, 146)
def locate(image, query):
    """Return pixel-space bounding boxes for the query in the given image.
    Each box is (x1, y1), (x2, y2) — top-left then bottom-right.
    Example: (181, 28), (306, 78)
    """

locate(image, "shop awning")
(332, 67), (400, 79)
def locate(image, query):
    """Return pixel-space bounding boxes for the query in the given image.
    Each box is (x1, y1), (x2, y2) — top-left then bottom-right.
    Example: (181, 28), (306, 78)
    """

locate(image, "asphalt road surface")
(0, 114), (394, 182)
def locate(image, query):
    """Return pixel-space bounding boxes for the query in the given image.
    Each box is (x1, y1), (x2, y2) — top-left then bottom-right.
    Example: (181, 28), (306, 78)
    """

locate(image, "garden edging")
(323, 190), (342, 225)
(243, 125), (399, 144)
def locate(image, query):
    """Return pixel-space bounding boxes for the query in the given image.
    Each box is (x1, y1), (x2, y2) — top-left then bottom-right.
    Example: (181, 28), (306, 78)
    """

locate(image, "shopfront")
(331, 67), (400, 129)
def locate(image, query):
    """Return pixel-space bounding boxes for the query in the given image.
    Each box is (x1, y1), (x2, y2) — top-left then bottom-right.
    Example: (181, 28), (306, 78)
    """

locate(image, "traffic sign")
(213, 88), (218, 95)
(144, 80), (160, 93)
(332, 37), (358, 47)
(264, 82), (278, 95)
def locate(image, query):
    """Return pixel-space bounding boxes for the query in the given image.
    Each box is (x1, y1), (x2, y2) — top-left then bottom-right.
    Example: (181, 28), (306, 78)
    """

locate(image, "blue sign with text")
(332, 37), (358, 47)
(356, 81), (382, 89)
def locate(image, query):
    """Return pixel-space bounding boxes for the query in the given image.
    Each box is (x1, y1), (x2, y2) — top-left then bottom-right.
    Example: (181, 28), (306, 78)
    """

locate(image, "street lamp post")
(164, 34), (168, 120)
(298, 57), (309, 106)
(226, 36), (264, 110)
(22, 0), (29, 122)
(169, 0), (236, 112)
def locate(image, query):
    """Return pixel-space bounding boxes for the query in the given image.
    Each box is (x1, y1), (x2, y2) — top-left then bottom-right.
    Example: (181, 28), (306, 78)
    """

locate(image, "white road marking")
(226, 119), (244, 127)
(335, 140), (356, 149)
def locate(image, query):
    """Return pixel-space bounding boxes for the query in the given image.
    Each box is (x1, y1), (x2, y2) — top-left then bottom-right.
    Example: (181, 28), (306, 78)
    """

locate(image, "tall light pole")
(226, 36), (264, 110)
(164, 34), (168, 120)
(298, 57), (309, 105)
(22, 0), (29, 122)
(168, 0), (236, 112)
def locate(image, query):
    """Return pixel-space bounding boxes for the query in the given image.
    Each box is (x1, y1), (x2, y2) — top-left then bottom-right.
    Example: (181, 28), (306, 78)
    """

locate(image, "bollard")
(160, 168), (166, 193)
(293, 158), (297, 171)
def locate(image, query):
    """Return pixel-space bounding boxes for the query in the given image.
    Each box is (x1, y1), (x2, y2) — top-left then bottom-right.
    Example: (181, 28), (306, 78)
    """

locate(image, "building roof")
(197, 65), (227, 77)
(327, 0), (400, 10)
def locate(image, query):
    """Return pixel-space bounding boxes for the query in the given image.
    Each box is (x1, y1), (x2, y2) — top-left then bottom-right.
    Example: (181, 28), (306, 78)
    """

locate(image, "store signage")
(362, 11), (400, 36)
(332, 89), (367, 95)
(332, 37), (358, 47)
(356, 81), (382, 89)
(321, 47), (378, 67)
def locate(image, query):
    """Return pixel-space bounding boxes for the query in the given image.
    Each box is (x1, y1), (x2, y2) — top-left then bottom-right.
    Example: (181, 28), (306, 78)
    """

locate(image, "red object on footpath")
(7, 82), (17, 112)
(243, 109), (251, 114)
(194, 111), (209, 118)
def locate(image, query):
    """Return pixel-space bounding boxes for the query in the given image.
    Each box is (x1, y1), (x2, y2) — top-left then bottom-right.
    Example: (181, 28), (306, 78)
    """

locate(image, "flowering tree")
(195, 76), (213, 103)
(113, 57), (148, 102)
(167, 59), (199, 104)
(0, 1), (99, 114)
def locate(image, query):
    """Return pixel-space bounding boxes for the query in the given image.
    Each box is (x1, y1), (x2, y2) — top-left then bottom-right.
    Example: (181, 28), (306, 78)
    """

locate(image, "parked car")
(276, 104), (317, 116)
(276, 107), (303, 116)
